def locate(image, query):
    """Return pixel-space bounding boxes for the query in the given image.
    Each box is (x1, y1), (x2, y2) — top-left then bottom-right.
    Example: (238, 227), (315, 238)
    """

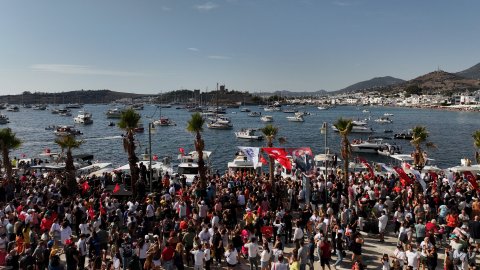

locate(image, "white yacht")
(6, 105), (19, 112)
(153, 117), (176, 126)
(377, 143), (402, 156)
(286, 115), (304, 122)
(260, 115), (274, 122)
(208, 115), (231, 124)
(248, 111), (262, 117)
(177, 151), (212, 185)
(317, 106), (329, 110)
(74, 111), (93, 125)
(227, 152), (262, 175)
(374, 117), (393, 124)
(65, 103), (82, 109)
(0, 114), (9, 124)
(106, 108), (125, 119)
(383, 113), (394, 116)
(207, 120), (233, 130)
(389, 154), (441, 172)
(235, 128), (263, 140)
(350, 138), (386, 153)
(362, 109), (370, 113)
(32, 105), (47, 110)
(332, 125), (374, 133)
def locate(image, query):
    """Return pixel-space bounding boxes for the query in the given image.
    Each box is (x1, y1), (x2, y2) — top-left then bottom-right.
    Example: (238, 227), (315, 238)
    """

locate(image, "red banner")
(262, 148), (292, 170)
(464, 171), (479, 191)
(113, 183), (120, 193)
(393, 166), (412, 186)
(358, 157), (375, 179)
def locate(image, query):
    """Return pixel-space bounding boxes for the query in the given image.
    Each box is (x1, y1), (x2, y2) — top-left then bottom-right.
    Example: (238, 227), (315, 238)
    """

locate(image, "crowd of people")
(0, 157), (479, 270)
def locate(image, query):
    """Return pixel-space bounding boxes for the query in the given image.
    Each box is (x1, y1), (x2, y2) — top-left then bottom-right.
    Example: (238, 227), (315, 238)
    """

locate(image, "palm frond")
(186, 113), (205, 133)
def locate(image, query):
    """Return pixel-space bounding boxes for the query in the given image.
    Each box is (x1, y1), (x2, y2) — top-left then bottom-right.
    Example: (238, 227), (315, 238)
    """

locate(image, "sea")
(3, 104), (480, 171)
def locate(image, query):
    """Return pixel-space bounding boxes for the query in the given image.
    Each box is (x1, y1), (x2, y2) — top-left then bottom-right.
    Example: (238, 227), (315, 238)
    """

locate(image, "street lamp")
(148, 122), (155, 192)
(320, 122), (328, 205)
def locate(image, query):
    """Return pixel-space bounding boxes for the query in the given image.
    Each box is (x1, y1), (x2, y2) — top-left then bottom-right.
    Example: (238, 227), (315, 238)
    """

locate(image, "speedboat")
(228, 151), (262, 175)
(260, 115), (274, 122)
(177, 151), (212, 185)
(134, 123), (144, 133)
(317, 106), (329, 110)
(377, 143), (402, 156)
(0, 114), (9, 124)
(264, 106), (278, 112)
(106, 108), (125, 119)
(74, 111), (93, 125)
(352, 120), (368, 126)
(283, 108), (297, 113)
(374, 117), (393, 124)
(32, 105), (47, 110)
(389, 154), (441, 172)
(65, 103), (82, 109)
(248, 112), (262, 117)
(108, 122), (116, 127)
(362, 109), (370, 113)
(6, 105), (19, 112)
(54, 126), (82, 136)
(207, 120), (233, 129)
(240, 108), (251, 112)
(132, 104), (144, 110)
(394, 130), (413, 140)
(332, 125), (374, 133)
(350, 138), (386, 153)
(153, 117), (176, 126)
(235, 128), (263, 140)
(384, 113), (394, 116)
(286, 115), (304, 122)
(208, 115), (231, 124)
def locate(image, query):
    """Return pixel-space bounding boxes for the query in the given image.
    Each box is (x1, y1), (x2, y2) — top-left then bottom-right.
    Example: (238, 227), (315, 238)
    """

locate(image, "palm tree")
(55, 135), (83, 193)
(333, 118), (353, 185)
(118, 108), (141, 197)
(261, 124), (279, 184)
(410, 126), (436, 171)
(186, 112), (207, 191)
(473, 130), (480, 164)
(0, 128), (22, 182)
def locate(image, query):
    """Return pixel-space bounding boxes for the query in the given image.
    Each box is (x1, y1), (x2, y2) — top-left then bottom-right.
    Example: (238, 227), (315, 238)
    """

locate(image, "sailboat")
(153, 105), (176, 126)
(207, 83), (233, 130)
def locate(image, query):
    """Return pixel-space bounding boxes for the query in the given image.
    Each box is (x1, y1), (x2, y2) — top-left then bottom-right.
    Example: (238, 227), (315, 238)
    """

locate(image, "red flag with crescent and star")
(262, 148), (292, 170)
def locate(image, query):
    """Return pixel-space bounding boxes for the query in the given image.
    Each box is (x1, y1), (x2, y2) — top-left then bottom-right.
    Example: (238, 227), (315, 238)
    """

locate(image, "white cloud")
(208, 55), (231, 60)
(188, 47), (199, 52)
(195, 2), (218, 11)
(30, 64), (146, 76)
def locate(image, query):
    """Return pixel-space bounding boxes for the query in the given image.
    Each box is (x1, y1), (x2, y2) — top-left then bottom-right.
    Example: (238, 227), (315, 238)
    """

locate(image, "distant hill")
(0, 90), (146, 104)
(335, 76), (405, 94)
(387, 70), (480, 94)
(254, 90), (329, 97)
(456, 62), (480, 80)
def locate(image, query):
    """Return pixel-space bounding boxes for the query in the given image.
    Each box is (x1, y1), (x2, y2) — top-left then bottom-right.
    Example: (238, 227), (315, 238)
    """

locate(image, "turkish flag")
(88, 206), (95, 220)
(358, 157), (375, 179)
(263, 148), (292, 170)
(260, 156), (267, 165)
(179, 148), (185, 155)
(393, 166), (413, 186)
(99, 201), (106, 215)
(464, 171), (479, 191)
(113, 183), (120, 193)
(82, 181), (90, 193)
(153, 155), (159, 161)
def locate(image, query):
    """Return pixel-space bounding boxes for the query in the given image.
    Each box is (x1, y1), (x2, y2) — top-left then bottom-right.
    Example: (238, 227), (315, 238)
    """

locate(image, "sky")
(0, 0), (479, 94)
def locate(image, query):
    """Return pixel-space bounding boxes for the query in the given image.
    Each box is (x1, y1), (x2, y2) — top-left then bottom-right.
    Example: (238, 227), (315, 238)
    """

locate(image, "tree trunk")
(2, 147), (12, 182)
(267, 140), (274, 184)
(65, 149), (77, 193)
(196, 131), (207, 191)
(127, 131), (139, 198)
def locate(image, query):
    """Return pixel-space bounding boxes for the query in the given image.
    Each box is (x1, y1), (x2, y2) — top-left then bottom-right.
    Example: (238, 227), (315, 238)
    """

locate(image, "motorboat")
(207, 120), (233, 129)
(264, 106), (279, 112)
(295, 111), (310, 116)
(286, 115), (304, 122)
(235, 128), (263, 140)
(108, 122), (116, 127)
(45, 125), (59, 130)
(282, 108), (297, 113)
(377, 143), (402, 156)
(317, 106), (329, 110)
(0, 114), (9, 124)
(394, 130), (413, 140)
(74, 111), (93, 125)
(54, 125), (82, 136)
(208, 115), (231, 124)
(207, 107), (226, 114)
(65, 103), (82, 109)
(23, 104), (32, 109)
(227, 151), (262, 175)
(260, 115), (274, 122)
(177, 151), (212, 185)
(389, 154), (441, 172)
(362, 109), (370, 113)
(248, 111), (262, 117)
(159, 104), (172, 108)
(134, 123), (144, 133)
(153, 117), (176, 126)
(374, 117), (393, 124)
(6, 105), (19, 112)
(384, 113), (394, 116)
(32, 105), (47, 110)
(384, 129), (393, 133)
(332, 125), (374, 133)
(57, 108), (72, 116)
(350, 138), (386, 153)
(106, 108), (125, 119)
(352, 120), (368, 126)
(240, 108), (251, 112)
(131, 103), (144, 110)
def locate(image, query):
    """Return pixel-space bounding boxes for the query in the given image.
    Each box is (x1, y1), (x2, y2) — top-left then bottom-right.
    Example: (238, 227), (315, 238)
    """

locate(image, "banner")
(263, 148), (292, 170)
(237, 147), (260, 168)
(358, 157), (375, 179)
(464, 171), (479, 191)
(393, 166), (412, 187)
(286, 147), (314, 173)
(410, 169), (426, 191)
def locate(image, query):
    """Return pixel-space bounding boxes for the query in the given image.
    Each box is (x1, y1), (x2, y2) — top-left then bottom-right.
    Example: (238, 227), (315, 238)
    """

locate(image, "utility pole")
(321, 122), (328, 203)
(148, 122), (153, 192)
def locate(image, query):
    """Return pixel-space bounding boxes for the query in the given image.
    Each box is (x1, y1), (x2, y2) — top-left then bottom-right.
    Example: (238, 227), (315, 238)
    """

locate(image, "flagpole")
(321, 122), (328, 203)
(149, 122), (153, 192)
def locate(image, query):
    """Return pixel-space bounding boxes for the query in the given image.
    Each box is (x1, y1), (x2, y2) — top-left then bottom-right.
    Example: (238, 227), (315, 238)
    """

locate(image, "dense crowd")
(0, 157), (479, 270)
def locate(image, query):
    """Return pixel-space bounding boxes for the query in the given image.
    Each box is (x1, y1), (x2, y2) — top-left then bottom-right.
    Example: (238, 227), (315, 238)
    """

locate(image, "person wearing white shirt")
(405, 244), (420, 270)
(293, 221), (304, 243)
(260, 242), (272, 270)
(79, 221), (91, 237)
(224, 244), (239, 268)
(77, 234), (88, 270)
(378, 211), (388, 242)
(60, 223), (72, 244)
(191, 247), (205, 270)
(146, 203), (155, 221)
(270, 255), (288, 270)
(244, 238), (259, 270)
(199, 228), (211, 244)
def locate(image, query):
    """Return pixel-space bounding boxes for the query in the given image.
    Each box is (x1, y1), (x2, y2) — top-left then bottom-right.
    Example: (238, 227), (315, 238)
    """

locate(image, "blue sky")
(0, 0), (479, 94)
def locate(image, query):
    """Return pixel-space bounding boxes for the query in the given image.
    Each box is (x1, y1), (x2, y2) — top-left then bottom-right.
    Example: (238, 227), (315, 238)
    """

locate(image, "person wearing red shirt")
(161, 244), (175, 270)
